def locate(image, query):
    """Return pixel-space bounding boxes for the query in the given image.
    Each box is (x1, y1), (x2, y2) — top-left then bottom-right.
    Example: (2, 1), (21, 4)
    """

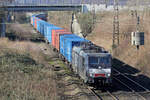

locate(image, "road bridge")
(0, 0), (87, 12)
(0, 5), (82, 12)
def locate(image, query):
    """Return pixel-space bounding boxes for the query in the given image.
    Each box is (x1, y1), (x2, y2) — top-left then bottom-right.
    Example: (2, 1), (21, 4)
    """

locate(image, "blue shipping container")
(44, 22), (54, 37)
(40, 20), (45, 35)
(61, 35), (89, 62)
(46, 26), (62, 43)
(32, 16), (35, 27)
(60, 34), (81, 56)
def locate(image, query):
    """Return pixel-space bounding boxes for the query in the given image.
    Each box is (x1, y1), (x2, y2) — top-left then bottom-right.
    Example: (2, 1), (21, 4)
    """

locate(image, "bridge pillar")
(7, 11), (12, 22)
(0, 17), (6, 37)
(81, 4), (88, 13)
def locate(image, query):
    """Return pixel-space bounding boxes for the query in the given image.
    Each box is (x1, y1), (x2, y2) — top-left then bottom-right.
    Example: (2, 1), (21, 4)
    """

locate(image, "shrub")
(77, 12), (95, 38)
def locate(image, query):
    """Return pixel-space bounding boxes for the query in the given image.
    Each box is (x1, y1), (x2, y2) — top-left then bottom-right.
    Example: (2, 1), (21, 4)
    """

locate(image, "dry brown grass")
(48, 11), (73, 31)
(6, 23), (42, 41)
(0, 38), (58, 100)
(0, 38), (44, 63)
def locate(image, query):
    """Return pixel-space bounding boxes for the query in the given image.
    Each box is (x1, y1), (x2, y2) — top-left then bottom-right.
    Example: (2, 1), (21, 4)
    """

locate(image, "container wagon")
(31, 14), (112, 86)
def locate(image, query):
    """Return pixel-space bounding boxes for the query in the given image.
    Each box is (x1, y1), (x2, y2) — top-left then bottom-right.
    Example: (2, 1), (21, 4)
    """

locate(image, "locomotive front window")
(99, 57), (111, 68)
(100, 57), (109, 64)
(89, 57), (99, 64)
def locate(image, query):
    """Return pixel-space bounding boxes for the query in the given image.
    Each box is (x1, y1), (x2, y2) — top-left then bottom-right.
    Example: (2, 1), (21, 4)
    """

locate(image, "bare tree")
(77, 13), (95, 38)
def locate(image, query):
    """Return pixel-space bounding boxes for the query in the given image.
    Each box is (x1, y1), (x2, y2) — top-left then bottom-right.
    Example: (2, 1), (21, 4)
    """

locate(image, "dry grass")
(0, 38), (44, 63)
(0, 38), (58, 100)
(6, 23), (42, 41)
(48, 11), (73, 31)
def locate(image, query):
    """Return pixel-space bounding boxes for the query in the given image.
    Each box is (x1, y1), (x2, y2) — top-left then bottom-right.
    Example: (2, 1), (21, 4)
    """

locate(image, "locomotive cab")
(87, 53), (112, 85)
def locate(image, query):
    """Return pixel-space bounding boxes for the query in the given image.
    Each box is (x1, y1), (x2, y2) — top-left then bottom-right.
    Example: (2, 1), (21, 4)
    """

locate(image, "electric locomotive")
(72, 42), (112, 85)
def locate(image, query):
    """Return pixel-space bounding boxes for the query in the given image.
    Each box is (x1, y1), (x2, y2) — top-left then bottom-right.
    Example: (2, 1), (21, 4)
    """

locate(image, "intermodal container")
(51, 29), (67, 48)
(34, 18), (37, 29)
(33, 16), (35, 27)
(36, 13), (47, 21)
(60, 34), (88, 62)
(40, 20), (45, 35)
(46, 26), (62, 43)
(37, 19), (40, 32)
(63, 37), (88, 62)
(38, 20), (41, 33)
(44, 22), (54, 37)
(54, 31), (72, 51)
(60, 34), (80, 56)
(35, 17), (40, 30)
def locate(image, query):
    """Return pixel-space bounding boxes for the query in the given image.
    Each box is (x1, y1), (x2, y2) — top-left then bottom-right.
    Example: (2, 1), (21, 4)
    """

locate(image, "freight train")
(30, 14), (112, 86)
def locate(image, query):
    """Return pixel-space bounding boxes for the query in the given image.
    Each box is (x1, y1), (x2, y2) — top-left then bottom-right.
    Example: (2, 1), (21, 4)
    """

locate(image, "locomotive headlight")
(107, 73), (111, 77)
(89, 73), (94, 77)
(98, 66), (101, 69)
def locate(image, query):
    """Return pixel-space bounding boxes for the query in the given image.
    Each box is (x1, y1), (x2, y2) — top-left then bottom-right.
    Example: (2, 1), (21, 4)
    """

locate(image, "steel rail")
(87, 87), (103, 100)
(113, 68), (149, 92)
(114, 77), (147, 100)
(106, 90), (119, 100)
(113, 69), (148, 100)
(88, 86), (120, 100)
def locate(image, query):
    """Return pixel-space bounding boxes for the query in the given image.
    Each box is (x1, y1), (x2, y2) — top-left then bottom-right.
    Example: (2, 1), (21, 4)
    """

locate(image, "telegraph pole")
(112, 0), (120, 48)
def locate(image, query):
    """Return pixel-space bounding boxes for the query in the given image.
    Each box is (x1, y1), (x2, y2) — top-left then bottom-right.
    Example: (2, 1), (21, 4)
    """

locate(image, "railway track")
(61, 58), (150, 100)
(86, 68), (150, 100)
(87, 87), (102, 100)
(87, 86), (119, 100)
(113, 68), (150, 100)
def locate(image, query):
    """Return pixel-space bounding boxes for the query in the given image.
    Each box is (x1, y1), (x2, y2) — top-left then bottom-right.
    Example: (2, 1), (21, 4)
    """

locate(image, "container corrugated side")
(51, 29), (67, 48)
(46, 26), (62, 43)
(60, 34), (79, 56)
(40, 20), (45, 35)
(37, 19), (40, 32)
(44, 22), (54, 37)
(64, 37), (88, 62)
(55, 31), (72, 51)
(34, 18), (37, 29)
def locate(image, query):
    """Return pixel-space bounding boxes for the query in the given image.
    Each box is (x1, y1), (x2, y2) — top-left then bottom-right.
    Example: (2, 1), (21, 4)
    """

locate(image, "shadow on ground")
(6, 32), (45, 43)
(110, 58), (150, 93)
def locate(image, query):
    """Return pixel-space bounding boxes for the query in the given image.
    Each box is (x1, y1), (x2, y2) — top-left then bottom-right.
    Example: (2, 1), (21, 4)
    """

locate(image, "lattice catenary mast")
(113, 0), (119, 47)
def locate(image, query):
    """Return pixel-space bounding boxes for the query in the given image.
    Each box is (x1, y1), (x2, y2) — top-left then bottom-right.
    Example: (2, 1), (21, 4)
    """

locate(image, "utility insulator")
(136, 16), (140, 31)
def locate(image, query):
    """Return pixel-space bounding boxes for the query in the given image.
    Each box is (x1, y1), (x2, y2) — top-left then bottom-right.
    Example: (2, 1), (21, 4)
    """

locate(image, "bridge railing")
(0, 0), (106, 6)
